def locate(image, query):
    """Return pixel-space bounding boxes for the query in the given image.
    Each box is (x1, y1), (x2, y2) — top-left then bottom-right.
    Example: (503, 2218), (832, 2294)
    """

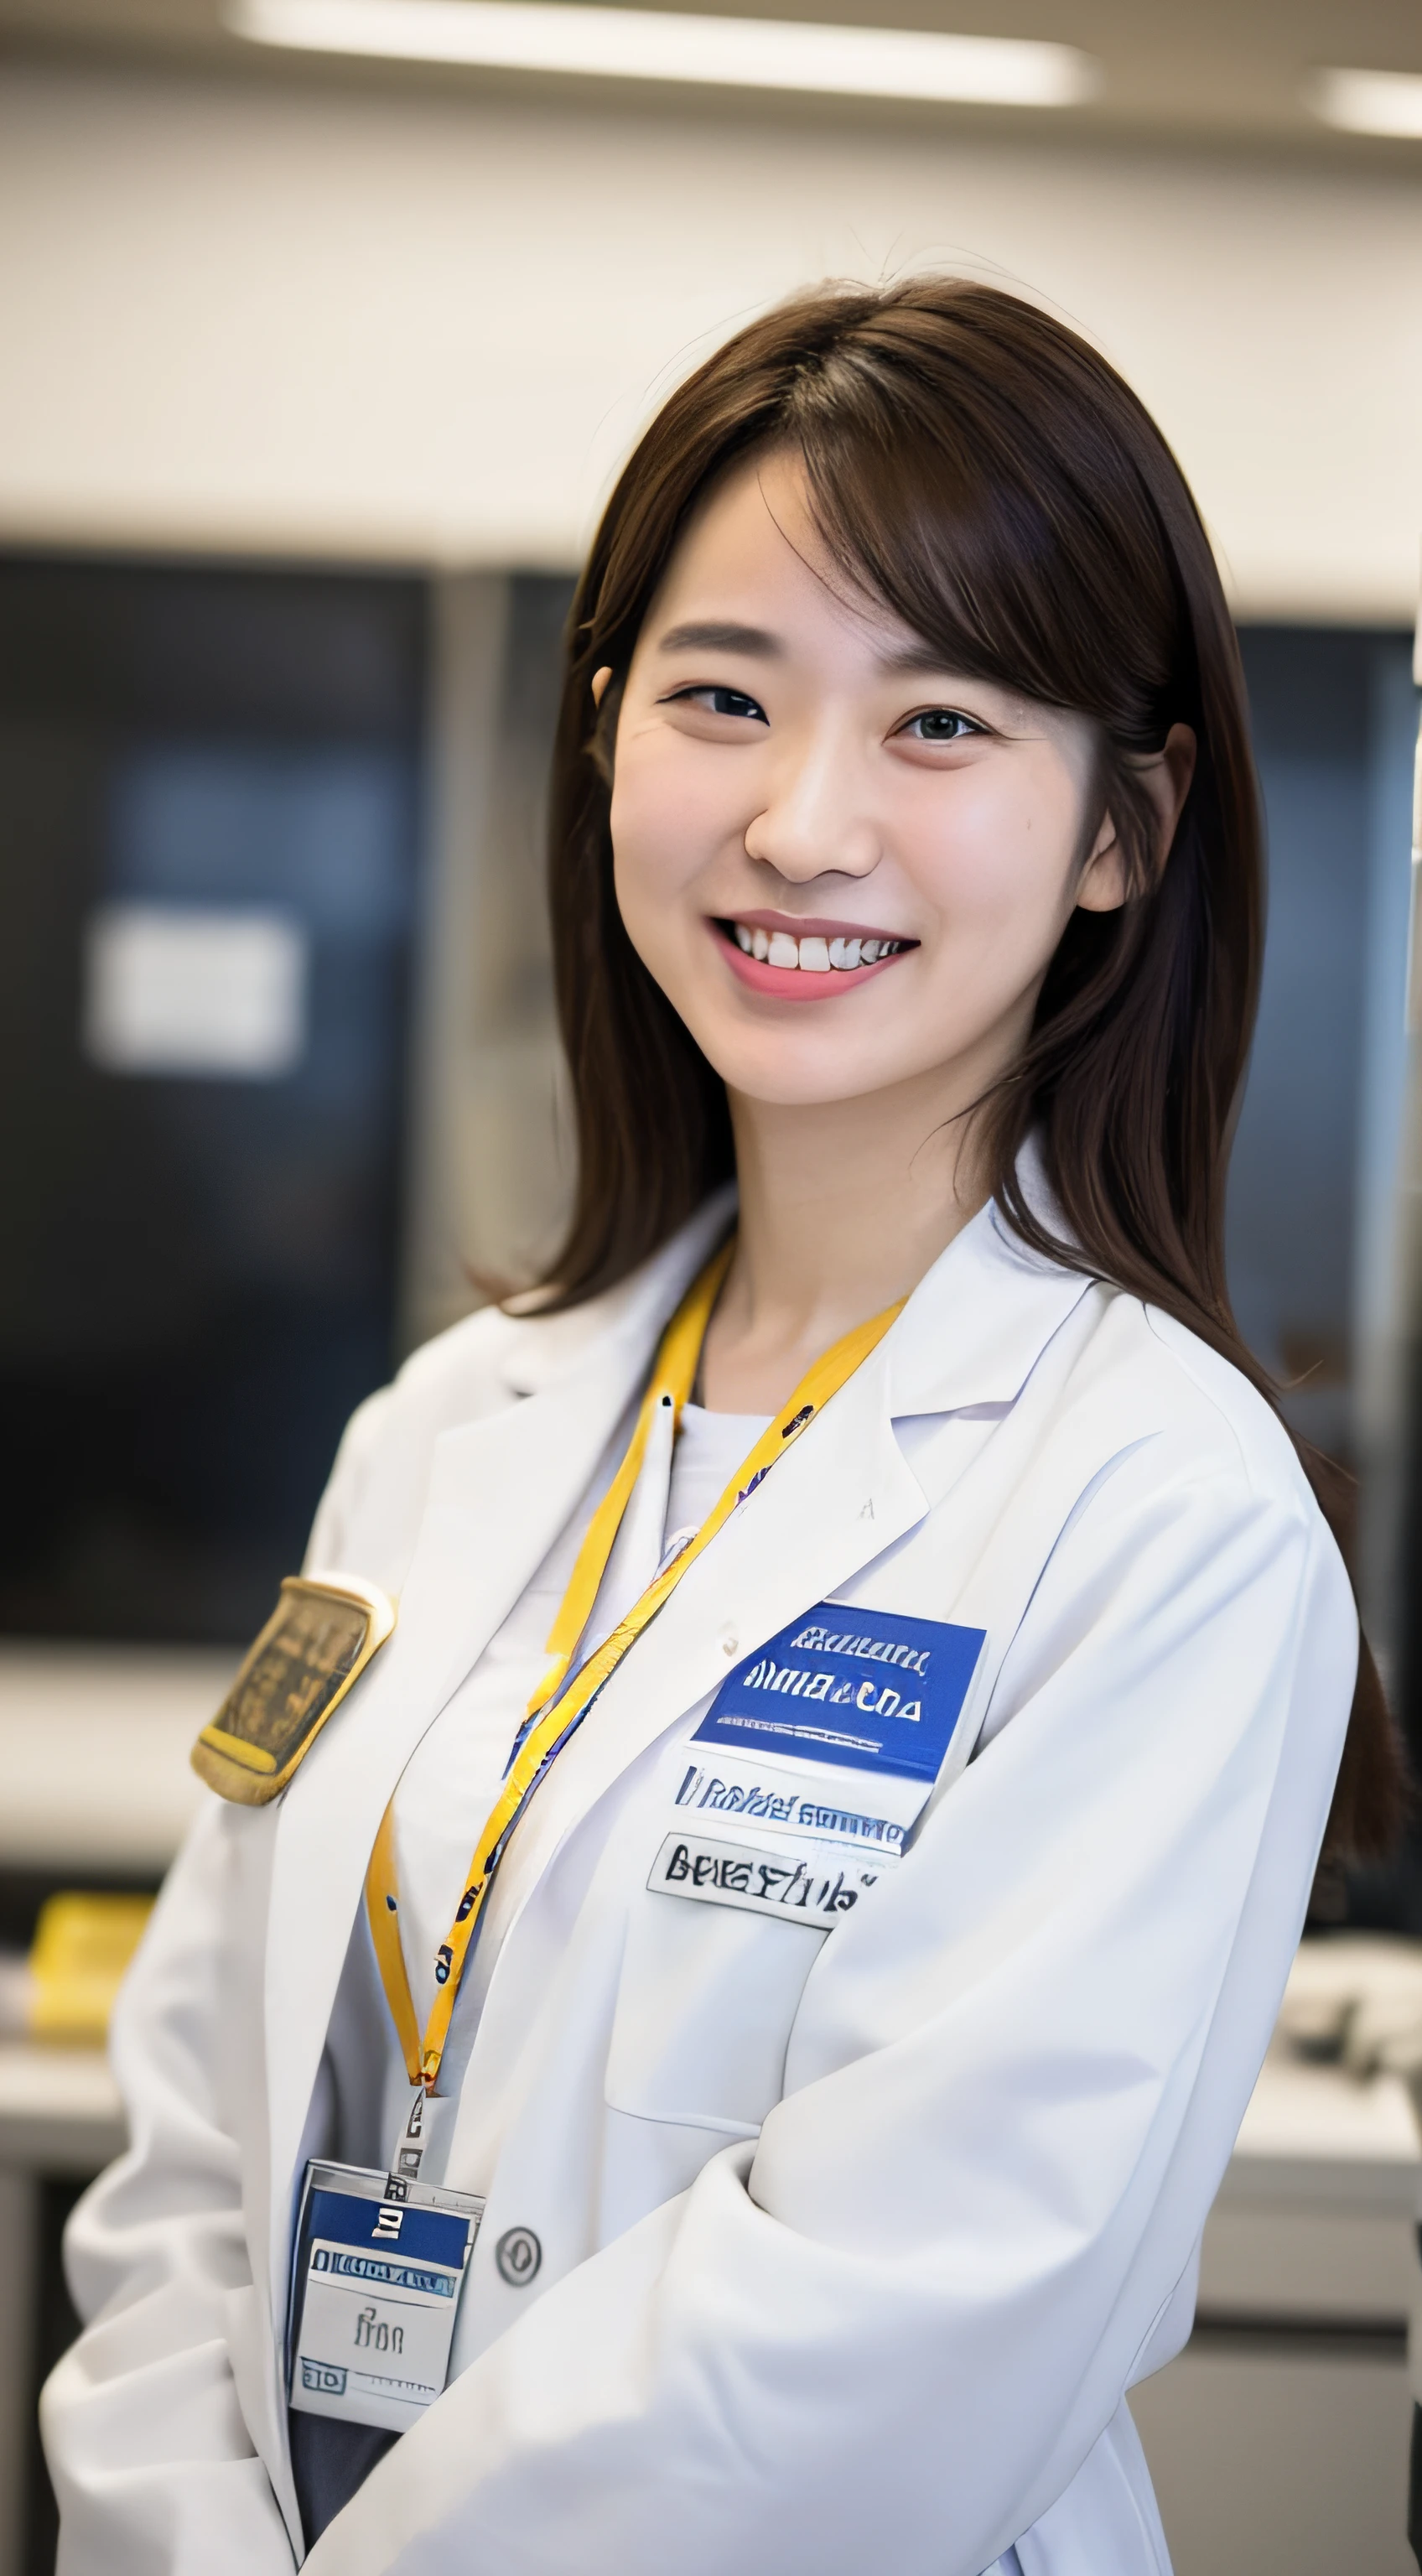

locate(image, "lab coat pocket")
(603, 1880), (827, 2134)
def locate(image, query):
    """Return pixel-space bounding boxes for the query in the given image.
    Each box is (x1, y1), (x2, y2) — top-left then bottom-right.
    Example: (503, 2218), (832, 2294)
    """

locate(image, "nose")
(742, 721), (880, 882)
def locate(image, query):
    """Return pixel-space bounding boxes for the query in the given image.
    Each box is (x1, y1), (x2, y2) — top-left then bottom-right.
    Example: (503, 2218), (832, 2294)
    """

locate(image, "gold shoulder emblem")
(192, 1573), (397, 1806)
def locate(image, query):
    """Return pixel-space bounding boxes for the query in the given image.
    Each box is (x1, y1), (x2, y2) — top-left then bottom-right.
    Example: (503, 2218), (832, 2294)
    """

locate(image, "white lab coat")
(42, 1185), (1357, 2576)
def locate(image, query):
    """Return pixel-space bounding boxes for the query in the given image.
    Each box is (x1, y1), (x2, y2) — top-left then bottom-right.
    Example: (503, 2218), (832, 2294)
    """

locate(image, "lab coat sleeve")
(304, 1379), (395, 1573)
(40, 1802), (297, 2576)
(38, 1364), (407, 2576)
(39, 1328), (492, 2576)
(305, 1432), (1357, 2576)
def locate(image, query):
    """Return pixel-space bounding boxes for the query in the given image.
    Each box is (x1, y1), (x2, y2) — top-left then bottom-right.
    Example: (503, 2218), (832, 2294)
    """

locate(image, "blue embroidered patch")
(693, 1603), (985, 1782)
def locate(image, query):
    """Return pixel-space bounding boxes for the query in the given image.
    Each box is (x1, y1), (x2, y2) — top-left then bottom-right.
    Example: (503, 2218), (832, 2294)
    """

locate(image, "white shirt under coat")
(41, 1180), (1357, 2576)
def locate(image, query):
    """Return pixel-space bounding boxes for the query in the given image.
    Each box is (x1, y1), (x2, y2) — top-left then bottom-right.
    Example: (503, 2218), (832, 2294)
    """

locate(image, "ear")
(1077, 722), (1197, 915)
(591, 666), (614, 709)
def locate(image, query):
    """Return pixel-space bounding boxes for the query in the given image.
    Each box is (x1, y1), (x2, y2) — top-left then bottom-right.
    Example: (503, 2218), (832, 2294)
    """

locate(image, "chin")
(690, 1032), (908, 1109)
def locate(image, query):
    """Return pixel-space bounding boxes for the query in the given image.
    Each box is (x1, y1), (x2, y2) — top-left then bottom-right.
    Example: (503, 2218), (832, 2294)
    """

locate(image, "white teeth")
(736, 924), (903, 972)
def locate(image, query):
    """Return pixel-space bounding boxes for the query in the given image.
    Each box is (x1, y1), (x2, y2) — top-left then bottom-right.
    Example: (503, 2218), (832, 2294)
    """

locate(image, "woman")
(43, 278), (1399, 2576)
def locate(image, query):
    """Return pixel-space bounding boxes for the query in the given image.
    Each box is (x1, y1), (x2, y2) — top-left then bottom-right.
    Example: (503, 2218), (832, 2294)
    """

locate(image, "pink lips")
(711, 917), (914, 1003)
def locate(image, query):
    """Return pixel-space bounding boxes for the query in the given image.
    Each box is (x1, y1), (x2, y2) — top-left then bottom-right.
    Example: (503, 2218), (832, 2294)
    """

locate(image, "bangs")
(778, 312), (1186, 756)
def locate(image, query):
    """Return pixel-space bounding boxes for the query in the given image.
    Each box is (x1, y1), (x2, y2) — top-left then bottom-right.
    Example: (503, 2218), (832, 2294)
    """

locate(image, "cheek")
(610, 744), (713, 928)
(907, 764), (1081, 944)
(610, 779), (672, 974)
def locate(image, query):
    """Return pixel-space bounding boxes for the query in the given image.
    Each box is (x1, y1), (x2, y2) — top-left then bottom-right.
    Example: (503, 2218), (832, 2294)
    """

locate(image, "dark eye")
(671, 685), (768, 723)
(900, 708), (980, 743)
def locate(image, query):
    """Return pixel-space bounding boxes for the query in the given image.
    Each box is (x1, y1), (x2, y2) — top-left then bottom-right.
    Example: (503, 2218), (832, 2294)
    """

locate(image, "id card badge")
(288, 2159), (484, 2434)
(648, 1603), (985, 1923)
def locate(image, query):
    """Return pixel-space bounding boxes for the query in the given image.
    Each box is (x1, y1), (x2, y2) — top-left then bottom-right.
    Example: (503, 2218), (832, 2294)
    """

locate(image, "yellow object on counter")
(28, 1893), (154, 2044)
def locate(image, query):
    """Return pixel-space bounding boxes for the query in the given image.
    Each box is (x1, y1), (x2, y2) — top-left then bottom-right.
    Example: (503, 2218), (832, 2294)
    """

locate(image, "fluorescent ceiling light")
(1310, 66), (1422, 138)
(227, 0), (1098, 108)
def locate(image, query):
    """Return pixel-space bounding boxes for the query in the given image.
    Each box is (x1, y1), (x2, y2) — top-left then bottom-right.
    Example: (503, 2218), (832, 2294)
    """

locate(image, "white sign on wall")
(81, 903), (309, 1080)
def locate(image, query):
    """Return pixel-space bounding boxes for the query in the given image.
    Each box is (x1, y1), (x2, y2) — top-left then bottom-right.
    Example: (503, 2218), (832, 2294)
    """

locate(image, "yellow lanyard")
(365, 1239), (905, 2094)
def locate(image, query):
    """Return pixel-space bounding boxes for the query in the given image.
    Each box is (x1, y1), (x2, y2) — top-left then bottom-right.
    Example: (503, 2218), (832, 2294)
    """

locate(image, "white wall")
(1, 60), (1420, 617)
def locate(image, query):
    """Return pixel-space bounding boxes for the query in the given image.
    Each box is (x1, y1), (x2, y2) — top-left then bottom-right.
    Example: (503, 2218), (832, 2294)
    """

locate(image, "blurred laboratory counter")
(0, 1643), (226, 1875)
(1133, 2044), (1420, 2573)
(0, 1646), (1417, 2574)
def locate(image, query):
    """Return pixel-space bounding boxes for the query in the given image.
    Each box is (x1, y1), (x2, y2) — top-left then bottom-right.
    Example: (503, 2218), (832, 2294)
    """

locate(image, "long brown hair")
(541, 275), (1402, 1861)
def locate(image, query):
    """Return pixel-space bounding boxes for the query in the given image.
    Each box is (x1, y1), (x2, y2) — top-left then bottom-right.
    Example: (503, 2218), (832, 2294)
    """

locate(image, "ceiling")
(5, 0), (1422, 158)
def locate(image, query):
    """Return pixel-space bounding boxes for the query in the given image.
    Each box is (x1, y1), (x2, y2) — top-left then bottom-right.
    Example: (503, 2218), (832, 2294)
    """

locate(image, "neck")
(700, 1067), (988, 1415)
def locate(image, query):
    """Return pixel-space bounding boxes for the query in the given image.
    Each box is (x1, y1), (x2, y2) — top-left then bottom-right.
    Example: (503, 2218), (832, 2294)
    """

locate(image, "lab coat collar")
(887, 1150), (1096, 1420)
(489, 1147), (1088, 1423)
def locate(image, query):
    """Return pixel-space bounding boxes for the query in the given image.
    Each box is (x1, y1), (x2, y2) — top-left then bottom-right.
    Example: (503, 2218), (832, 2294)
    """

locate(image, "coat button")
(495, 2225), (542, 2287)
(721, 1628), (739, 1656)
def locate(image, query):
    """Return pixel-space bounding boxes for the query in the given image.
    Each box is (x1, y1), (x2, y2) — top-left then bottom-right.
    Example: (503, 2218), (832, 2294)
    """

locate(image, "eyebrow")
(875, 641), (974, 678)
(654, 621), (783, 657)
(656, 621), (975, 685)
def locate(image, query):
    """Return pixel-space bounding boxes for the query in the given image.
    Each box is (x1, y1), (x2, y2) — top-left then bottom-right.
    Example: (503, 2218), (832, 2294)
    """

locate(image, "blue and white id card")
(648, 1603), (985, 1924)
(288, 2160), (484, 2435)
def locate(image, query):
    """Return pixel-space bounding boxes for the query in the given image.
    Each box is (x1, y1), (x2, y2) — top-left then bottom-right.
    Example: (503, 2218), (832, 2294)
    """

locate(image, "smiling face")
(609, 447), (1129, 1125)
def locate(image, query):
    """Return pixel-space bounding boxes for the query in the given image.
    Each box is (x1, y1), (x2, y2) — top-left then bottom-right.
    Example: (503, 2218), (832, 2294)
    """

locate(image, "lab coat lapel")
(261, 1199), (734, 2320)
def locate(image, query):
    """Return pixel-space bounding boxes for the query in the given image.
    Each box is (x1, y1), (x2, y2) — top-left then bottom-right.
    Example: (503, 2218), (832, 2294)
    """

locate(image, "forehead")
(643, 449), (918, 662)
